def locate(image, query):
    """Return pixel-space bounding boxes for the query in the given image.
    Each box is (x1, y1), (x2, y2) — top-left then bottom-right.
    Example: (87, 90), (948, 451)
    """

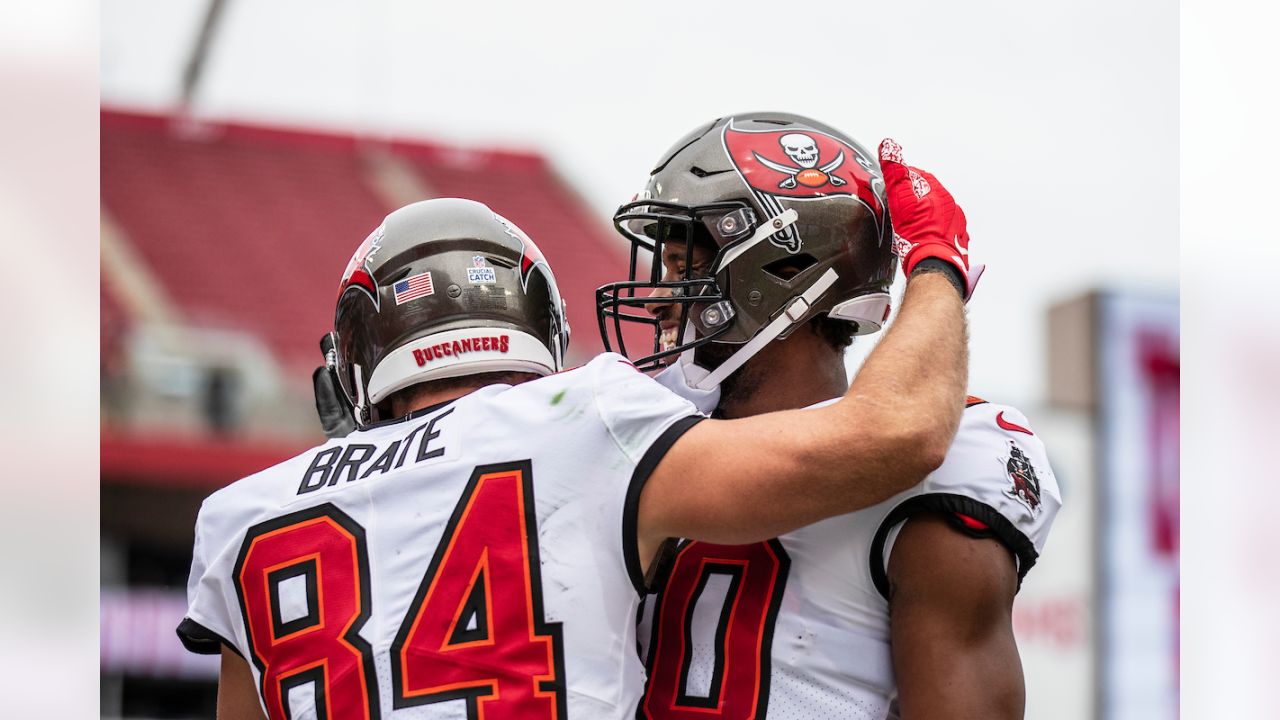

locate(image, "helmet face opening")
(598, 199), (766, 371)
(596, 113), (898, 376)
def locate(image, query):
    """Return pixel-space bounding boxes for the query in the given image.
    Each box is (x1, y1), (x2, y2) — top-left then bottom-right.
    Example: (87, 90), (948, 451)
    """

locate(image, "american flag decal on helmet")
(393, 271), (435, 305)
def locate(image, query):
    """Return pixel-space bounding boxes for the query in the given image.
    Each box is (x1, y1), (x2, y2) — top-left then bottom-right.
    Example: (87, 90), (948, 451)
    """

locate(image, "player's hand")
(314, 333), (356, 439)
(879, 139), (984, 301)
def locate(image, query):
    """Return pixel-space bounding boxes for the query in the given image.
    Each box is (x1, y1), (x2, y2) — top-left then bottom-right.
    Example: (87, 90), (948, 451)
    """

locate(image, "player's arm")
(640, 268), (965, 550)
(218, 646), (267, 720)
(887, 513), (1024, 720)
(216, 645), (266, 717)
(638, 141), (980, 553)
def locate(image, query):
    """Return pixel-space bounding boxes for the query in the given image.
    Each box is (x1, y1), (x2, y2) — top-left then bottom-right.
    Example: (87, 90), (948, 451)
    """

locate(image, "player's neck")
(389, 385), (484, 418)
(717, 332), (849, 419)
(386, 372), (540, 419)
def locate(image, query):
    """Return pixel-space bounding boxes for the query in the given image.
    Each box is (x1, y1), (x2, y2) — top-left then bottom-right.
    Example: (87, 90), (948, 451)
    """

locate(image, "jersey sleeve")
(588, 353), (705, 594)
(869, 400), (1063, 597)
(175, 495), (243, 656)
(590, 354), (705, 461)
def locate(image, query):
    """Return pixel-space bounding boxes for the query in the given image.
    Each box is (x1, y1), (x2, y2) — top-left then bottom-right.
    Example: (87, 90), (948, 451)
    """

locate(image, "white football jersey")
(178, 354), (702, 720)
(636, 398), (1061, 720)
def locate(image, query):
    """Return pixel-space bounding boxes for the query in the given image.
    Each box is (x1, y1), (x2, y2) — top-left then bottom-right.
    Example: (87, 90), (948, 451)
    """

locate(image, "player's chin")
(693, 341), (735, 371)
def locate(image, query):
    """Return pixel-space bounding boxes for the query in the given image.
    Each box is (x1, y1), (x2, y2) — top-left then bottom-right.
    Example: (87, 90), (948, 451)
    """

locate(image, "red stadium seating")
(101, 109), (629, 372)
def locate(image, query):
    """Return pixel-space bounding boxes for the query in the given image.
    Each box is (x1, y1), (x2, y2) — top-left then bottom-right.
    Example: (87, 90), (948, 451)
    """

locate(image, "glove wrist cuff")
(910, 257), (967, 298)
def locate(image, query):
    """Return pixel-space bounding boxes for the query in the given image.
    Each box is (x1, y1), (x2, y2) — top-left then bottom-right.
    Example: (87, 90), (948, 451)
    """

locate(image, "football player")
(178, 196), (969, 719)
(597, 114), (1060, 720)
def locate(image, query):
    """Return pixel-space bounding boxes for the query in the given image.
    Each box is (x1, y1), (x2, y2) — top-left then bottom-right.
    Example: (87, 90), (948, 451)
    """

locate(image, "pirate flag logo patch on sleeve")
(1003, 441), (1043, 514)
(721, 121), (884, 253)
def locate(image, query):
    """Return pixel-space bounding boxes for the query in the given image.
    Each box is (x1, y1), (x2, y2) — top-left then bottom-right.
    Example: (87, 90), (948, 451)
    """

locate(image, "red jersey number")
(233, 462), (564, 720)
(234, 505), (379, 720)
(392, 462), (565, 718)
(642, 540), (790, 719)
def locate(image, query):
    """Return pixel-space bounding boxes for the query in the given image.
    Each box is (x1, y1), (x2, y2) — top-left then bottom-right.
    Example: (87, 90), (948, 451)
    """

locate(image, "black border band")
(623, 415), (705, 596)
(175, 616), (242, 657)
(868, 492), (1038, 601)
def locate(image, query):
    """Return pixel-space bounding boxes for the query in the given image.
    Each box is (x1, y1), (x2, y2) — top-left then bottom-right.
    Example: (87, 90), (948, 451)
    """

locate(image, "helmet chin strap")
(352, 363), (370, 425)
(694, 268), (840, 390)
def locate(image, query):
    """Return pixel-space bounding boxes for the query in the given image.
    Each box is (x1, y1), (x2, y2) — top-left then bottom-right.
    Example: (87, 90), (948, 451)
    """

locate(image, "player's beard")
(694, 341), (763, 416)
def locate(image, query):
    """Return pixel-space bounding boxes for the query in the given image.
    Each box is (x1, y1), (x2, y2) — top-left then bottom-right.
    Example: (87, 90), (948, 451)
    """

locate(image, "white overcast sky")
(100, 0), (1178, 406)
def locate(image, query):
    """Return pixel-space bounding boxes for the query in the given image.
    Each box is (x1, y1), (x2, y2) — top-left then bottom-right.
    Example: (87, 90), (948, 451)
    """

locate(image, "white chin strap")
(353, 363), (370, 423)
(694, 267), (840, 390)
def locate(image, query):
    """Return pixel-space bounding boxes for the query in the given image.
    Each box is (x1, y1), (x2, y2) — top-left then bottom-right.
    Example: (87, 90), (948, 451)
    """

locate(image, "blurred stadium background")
(99, 1), (1179, 718)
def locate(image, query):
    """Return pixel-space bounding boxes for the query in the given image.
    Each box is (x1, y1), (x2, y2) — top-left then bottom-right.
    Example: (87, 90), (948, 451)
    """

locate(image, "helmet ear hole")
(384, 267), (415, 284)
(762, 253), (818, 281)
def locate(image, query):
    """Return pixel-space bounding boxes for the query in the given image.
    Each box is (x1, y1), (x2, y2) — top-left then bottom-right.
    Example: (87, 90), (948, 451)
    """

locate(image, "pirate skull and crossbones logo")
(754, 133), (848, 190)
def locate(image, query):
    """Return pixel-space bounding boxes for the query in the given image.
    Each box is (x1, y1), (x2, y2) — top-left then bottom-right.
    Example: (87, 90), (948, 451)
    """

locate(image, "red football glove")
(879, 138), (984, 301)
